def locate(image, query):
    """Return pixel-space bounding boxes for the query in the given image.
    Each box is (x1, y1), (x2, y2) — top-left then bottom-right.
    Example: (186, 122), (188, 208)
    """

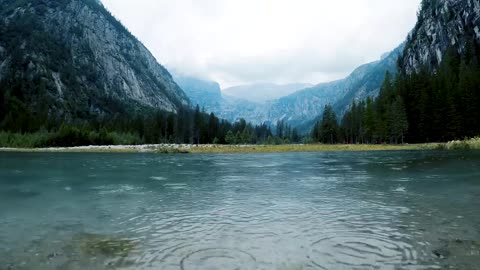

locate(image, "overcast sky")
(101, 0), (421, 88)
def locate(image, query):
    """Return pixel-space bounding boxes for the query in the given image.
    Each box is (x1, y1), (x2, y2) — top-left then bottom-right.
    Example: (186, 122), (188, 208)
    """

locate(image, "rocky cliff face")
(0, 0), (189, 120)
(401, 0), (480, 73)
(223, 83), (313, 103)
(173, 75), (222, 110)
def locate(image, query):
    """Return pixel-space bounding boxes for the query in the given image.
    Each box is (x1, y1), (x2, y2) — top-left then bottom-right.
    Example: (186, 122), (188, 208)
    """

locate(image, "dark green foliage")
(397, 44), (480, 142)
(221, 118), (277, 145)
(0, 101), (277, 147)
(389, 96), (408, 144)
(316, 40), (480, 144)
(312, 105), (339, 144)
(271, 120), (300, 144)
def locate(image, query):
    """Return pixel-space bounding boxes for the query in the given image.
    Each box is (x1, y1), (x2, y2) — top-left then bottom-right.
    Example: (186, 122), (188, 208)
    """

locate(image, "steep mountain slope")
(173, 75), (222, 110)
(223, 83), (313, 103)
(332, 44), (404, 114)
(264, 44), (404, 131)
(0, 0), (189, 124)
(400, 0), (480, 73)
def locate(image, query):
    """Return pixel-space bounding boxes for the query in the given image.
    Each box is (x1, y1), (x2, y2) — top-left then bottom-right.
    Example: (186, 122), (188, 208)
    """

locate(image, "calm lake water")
(1, 151), (480, 270)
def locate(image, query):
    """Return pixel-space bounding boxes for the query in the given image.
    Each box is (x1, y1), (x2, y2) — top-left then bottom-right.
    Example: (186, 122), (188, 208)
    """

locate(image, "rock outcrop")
(0, 0), (189, 120)
(401, 0), (480, 73)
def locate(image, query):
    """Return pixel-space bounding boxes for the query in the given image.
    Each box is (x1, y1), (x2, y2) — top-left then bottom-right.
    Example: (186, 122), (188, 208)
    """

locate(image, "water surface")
(1, 151), (480, 269)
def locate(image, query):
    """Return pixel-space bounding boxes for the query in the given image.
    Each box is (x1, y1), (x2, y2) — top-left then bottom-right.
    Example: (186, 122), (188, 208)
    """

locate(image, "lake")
(0, 151), (479, 269)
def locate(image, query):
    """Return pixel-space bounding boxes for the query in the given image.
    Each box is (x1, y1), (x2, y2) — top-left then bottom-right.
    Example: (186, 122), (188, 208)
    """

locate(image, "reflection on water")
(1, 151), (480, 269)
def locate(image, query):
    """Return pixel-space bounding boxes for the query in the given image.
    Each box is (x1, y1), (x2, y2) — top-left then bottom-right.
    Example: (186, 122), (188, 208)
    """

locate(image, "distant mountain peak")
(222, 82), (313, 103)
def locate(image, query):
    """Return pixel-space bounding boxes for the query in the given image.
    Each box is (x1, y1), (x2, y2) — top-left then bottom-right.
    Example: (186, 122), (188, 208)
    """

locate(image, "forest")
(311, 40), (480, 144)
(0, 102), (300, 147)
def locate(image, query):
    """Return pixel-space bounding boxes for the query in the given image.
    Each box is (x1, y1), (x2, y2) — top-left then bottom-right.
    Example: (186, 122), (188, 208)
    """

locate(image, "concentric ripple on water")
(309, 231), (414, 269)
(0, 151), (480, 269)
(180, 248), (256, 270)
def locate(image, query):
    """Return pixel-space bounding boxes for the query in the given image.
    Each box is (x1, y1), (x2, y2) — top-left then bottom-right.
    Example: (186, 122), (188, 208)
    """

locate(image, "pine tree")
(193, 105), (202, 144)
(318, 104), (338, 144)
(234, 131), (242, 145)
(225, 130), (235, 145)
(276, 120), (284, 139)
(364, 97), (377, 143)
(291, 128), (300, 143)
(458, 60), (477, 137)
(389, 96), (409, 144)
(241, 127), (251, 144)
(207, 112), (219, 143)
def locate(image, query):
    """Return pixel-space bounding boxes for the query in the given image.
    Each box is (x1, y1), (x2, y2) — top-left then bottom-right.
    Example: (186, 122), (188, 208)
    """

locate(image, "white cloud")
(101, 0), (421, 88)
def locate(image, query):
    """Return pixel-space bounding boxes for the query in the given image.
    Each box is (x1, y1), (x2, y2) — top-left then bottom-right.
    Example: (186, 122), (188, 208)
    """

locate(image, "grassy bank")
(186, 144), (424, 154)
(0, 143), (425, 154)
(421, 137), (480, 151)
(0, 129), (142, 148)
(1, 136), (479, 154)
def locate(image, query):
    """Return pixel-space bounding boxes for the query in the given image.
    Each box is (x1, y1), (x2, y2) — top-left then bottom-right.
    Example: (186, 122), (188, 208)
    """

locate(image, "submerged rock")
(73, 233), (137, 257)
(433, 246), (451, 258)
(433, 239), (480, 268)
(0, 231), (138, 270)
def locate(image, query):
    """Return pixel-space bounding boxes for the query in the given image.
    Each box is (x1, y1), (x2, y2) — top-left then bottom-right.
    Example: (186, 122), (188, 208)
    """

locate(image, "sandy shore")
(0, 144), (192, 153)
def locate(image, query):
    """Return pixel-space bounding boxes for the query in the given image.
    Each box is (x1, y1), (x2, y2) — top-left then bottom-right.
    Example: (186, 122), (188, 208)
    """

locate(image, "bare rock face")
(0, 0), (189, 119)
(401, 0), (480, 73)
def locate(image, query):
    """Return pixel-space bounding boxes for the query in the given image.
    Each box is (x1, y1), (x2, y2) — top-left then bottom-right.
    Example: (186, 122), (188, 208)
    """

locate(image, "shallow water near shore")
(1, 151), (480, 269)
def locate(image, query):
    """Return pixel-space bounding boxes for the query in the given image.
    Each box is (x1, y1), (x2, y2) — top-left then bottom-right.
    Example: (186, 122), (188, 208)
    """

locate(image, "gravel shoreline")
(0, 144), (264, 153)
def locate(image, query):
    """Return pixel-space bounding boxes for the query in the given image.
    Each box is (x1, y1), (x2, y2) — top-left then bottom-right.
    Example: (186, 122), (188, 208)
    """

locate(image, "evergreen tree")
(193, 105), (202, 144)
(276, 120), (284, 139)
(241, 127), (251, 144)
(234, 131), (242, 144)
(389, 96), (409, 144)
(364, 97), (377, 143)
(291, 128), (300, 143)
(225, 130), (235, 145)
(316, 104), (339, 144)
(207, 112), (219, 143)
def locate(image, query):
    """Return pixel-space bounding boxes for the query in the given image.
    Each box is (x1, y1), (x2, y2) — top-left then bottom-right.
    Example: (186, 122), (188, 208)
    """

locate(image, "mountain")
(173, 75), (222, 110)
(178, 46), (403, 132)
(223, 83), (312, 103)
(331, 44), (405, 115)
(173, 75), (263, 123)
(400, 0), (480, 73)
(0, 0), (189, 125)
(261, 44), (404, 132)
